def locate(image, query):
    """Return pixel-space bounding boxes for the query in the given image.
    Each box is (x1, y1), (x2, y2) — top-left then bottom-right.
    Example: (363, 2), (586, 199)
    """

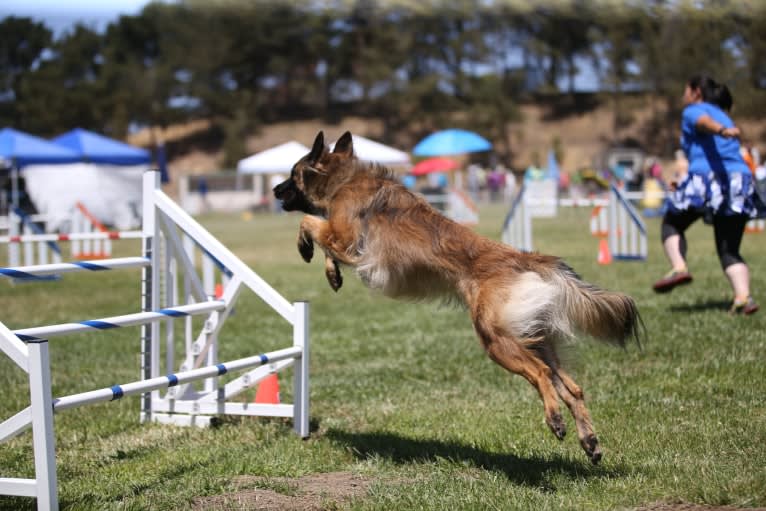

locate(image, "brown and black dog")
(274, 131), (642, 464)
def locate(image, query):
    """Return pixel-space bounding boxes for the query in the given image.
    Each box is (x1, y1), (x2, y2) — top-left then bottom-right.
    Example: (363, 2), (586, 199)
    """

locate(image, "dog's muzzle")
(273, 178), (312, 213)
(273, 178), (292, 200)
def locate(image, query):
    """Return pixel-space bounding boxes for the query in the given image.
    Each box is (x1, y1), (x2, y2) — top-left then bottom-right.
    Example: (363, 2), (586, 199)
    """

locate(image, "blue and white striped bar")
(53, 346), (302, 411)
(0, 231), (142, 244)
(0, 257), (150, 280)
(13, 300), (226, 341)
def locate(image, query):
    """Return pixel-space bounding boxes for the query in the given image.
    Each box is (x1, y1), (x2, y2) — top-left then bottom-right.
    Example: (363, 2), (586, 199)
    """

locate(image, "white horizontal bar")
(558, 198), (610, 207)
(0, 257), (149, 278)
(0, 407), (31, 443)
(152, 399), (294, 417)
(197, 359), (294, 402)
(0, 477), (37, 497)
(147, 413), (215, 428)
(13, 300), (225, 341)
(0, 231), (142, 243)
(53, 346), (302, 412)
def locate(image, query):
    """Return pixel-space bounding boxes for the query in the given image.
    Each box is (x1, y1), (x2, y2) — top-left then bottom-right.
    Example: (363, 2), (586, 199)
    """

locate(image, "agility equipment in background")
(1, 205), (141, 270)
(3, 208), (63, 268)
(501, 184), (645, 262)
(446, 189), (479, 225)
(70, 201), (113, 259)
(597, 238), (613, 265)
(745, 218), (764, 234)
(0, 171), (310, 511)
(501, 183), (532, 251)
(590, 205), (608, 238)
(607, 184), (647, 261)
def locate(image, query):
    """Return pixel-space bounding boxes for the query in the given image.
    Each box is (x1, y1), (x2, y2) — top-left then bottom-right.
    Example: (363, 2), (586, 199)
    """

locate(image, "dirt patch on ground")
(632, 503), (766, 511)
(192, 471), (373, 511)
(192, 475), (765, 511)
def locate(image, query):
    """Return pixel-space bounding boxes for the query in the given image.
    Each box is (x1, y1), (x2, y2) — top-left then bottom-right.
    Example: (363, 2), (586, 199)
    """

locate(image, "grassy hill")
(127, 93), (766, 198)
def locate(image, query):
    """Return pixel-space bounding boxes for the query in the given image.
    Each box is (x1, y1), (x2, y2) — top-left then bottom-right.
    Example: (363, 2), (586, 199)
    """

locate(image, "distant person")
(198, 176), (210, 213)
(653, 75), (762, 315)
(641, 160), (666, 218)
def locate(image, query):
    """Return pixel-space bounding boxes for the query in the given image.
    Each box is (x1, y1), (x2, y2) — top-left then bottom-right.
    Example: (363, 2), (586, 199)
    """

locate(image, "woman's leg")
(660, 210), (701, 270)
(713, 215), (751, 300)
(662, 232), (688, 271)
(654, 210), (702, 292)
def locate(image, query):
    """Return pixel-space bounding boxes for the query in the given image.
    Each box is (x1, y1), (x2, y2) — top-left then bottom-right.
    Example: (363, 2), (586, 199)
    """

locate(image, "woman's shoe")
(730, 296), (759, 315)
(652, 269), (693, 293)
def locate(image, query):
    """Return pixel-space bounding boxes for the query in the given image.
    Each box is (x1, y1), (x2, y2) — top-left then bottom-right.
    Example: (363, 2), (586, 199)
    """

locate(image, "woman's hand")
(719, 126), (741, 139)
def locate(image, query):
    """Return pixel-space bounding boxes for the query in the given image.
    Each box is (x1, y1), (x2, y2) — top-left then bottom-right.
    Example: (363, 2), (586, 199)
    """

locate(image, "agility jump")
(1, 203), (142, 269)
(502, 183), (646, 261)
(0, 171), (310, 511)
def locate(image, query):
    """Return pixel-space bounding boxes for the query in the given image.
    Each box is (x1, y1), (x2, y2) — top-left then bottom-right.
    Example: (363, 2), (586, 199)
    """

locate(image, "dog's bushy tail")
(554, 262), (643, 348)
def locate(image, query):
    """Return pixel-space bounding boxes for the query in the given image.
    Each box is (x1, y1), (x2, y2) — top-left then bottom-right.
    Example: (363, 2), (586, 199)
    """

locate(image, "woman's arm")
(695, 114), (741, 139)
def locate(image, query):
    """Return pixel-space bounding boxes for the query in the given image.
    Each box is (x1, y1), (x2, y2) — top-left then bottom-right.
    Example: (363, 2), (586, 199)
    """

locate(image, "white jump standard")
(0, 171), (310, 511)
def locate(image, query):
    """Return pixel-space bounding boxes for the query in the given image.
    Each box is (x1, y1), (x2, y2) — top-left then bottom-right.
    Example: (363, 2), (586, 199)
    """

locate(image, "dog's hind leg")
(540, 344), (602, 464)
(474, 318), (566, 441)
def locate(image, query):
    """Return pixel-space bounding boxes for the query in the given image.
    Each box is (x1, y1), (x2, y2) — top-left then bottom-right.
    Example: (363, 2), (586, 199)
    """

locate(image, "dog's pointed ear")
(332, 131), (354, 157)
(307, 131), (326, 164)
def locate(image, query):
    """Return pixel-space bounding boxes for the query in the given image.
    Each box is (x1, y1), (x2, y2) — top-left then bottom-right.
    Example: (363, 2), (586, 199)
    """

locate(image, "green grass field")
(1, 203), (765, 510)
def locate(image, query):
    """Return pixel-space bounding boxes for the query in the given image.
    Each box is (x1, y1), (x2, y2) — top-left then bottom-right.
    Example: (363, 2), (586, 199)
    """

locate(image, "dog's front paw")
(297, 235), (313, 263)
(325, 260), (343, 292)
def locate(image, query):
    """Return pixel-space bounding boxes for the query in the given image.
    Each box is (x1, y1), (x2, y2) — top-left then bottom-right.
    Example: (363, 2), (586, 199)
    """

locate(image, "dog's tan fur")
(274, 131), (642, 464)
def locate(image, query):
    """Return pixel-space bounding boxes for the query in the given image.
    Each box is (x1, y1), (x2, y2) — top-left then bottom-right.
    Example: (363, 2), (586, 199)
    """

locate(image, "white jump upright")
(608, 184), (647, 260)
(501, 184), (533, 251)
(0, 171), (310, 511)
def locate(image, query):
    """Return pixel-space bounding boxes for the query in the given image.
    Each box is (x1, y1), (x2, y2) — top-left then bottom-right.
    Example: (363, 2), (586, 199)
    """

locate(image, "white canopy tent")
(22, 162), (146, 231)
(330, 134), (411, 166)
(236, 141), (310, 174)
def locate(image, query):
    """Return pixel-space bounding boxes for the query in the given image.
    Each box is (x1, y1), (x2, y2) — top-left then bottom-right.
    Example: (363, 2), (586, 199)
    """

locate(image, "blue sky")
(0, 0), (152, 35)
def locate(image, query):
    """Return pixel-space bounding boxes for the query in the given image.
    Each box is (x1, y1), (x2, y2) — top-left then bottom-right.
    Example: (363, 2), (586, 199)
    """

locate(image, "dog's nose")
(273, 180), (288, 197)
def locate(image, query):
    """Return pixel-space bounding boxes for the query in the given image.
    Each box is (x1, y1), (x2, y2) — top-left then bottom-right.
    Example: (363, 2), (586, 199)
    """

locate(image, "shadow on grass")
(327, 429), (626, 489)
(669, 300), (730, 313)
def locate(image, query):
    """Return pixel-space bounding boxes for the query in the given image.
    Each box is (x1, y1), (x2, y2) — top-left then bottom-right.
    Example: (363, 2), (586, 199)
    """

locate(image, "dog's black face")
(273, 172), (313, 213)
(273, 131), (332, 214)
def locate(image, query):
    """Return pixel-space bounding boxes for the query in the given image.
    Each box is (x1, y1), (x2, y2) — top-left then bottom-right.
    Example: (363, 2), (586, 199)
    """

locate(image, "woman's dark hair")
(688, 75), (733, 111)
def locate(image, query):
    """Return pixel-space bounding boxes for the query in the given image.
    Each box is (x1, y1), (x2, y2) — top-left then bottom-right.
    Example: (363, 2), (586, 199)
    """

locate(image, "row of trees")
(1, 0), (765, 165)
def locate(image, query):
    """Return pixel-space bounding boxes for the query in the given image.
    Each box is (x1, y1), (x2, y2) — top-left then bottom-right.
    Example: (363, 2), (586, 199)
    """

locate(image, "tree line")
(1, 0), (764, 166)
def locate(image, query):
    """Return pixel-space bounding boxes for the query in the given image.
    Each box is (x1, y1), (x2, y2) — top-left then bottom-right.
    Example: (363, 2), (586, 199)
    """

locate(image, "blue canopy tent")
(0, 127), (80, 211)
(24, 128), (152, 230)
(51, 128), (151, 165)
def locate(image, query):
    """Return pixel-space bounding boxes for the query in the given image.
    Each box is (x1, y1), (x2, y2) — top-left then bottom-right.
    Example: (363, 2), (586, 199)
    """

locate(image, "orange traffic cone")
(597, 238), (612, 265)
(254, 373), (280, 404)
